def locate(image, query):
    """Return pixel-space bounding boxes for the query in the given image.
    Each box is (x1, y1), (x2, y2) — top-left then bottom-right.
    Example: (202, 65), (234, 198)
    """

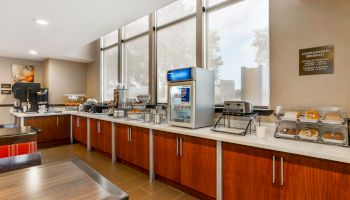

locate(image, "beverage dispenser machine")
(167, 67), (214, 128)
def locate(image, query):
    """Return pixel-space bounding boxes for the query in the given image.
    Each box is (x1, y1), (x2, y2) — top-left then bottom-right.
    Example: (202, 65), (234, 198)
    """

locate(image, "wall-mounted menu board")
(299, 45), (334, 75)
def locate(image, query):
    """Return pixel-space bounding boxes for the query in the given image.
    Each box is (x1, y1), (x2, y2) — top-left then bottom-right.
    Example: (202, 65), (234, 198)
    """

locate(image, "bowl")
(137, 95), (150, 103)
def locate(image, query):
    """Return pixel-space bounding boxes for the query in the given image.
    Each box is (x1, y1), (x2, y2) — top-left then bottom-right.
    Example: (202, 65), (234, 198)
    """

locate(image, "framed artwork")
(12, 64), (35, 83)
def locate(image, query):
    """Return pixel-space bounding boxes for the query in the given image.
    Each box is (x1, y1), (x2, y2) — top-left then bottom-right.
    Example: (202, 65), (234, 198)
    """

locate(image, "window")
(156, 0), (196, 103)
(124, 16), (149, 39)
(124, 35), (149, 98)
(123, 16), (149, 98)
(206, 0), (269, 106)
(101, 30), (118, 101)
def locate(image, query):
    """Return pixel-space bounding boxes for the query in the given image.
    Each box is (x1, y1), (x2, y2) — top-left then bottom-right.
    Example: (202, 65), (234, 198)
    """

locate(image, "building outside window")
(206, 0), (269, 106)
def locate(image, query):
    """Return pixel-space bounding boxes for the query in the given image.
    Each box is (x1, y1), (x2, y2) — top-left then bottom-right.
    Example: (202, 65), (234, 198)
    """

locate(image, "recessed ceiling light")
(29, 50), (38, 55)
(35, 19), (49, 25)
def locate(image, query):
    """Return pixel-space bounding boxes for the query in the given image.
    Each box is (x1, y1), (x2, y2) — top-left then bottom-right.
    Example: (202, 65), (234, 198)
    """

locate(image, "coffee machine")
(12, 83), (49, 112)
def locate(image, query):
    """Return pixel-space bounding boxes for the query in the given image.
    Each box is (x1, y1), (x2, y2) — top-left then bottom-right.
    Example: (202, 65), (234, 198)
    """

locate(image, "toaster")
(223, 101), (254, 114)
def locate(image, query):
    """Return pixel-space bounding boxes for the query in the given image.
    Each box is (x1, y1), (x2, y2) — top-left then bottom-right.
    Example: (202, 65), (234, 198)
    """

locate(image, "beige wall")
(0, 56), (44, 124)
(45, 59), (87, 104)
(86, 40), (101, 100)
(270, 0), (350, 111)
(0, 56), (43, 105)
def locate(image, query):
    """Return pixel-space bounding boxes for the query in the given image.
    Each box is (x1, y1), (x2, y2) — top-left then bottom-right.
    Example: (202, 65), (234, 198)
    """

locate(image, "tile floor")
(40, 144), (198, 200)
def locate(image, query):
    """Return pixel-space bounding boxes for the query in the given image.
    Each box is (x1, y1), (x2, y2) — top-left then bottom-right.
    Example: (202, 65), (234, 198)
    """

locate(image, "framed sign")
(1, 84), (11, 89)
(299, 45), (334, 76)
(1, 90), (11, 95)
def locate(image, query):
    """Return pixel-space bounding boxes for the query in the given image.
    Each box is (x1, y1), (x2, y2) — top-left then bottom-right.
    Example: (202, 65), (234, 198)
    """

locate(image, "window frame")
(100, 0), (270, 108)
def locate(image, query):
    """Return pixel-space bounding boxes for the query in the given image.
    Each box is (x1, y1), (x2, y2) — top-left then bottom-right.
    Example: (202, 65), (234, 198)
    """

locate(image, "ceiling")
(0, 0), (175, 62)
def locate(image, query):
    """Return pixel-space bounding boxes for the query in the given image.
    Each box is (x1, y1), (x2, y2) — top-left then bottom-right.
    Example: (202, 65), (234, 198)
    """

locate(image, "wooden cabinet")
(24, 115), (70, 144)
(72, 116), (87, 144)
(223, 143), (279, 200)
(223, 143), (350, 200)
(279, 152), (350, 200)
(154, 131), (181, 183)
(154, 131), (217, 198)
(115, 124), (149, 170)
(90, 119), (112, 154)
(55, 115), (70, 140)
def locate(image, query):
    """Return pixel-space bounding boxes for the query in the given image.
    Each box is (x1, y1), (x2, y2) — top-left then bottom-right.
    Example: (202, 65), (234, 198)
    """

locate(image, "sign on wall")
(299, 45), (334, 76)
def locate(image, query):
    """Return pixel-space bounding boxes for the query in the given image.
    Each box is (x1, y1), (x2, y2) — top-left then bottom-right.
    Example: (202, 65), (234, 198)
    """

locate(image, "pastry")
(284, 112), (300, 119)
(334, 133), (344, 140)
(322, 133), (332, 139)
(299, 128), (319, 137)
(324, 112), (342, 122)
(305, 110), (320, 120)
(282, 128), (297, 135)
(322, 132), (344, 141)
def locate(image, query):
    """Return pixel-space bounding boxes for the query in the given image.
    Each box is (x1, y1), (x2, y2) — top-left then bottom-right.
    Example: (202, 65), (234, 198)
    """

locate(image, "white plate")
(298, 134), (319, 141)
(322, 138), (346, 144)
(320, 119), (344, 125)
(280, 117), (298, 121)
(276, 132), (297, 138)
(300, 117), (319, 123)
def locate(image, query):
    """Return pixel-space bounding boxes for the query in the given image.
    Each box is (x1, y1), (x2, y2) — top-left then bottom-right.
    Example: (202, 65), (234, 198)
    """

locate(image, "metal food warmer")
(275, 106), (349, 147)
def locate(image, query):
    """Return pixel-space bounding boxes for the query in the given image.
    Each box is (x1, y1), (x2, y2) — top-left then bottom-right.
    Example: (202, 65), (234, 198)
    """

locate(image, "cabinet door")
(279, 153), (350, 200)
(89, 119), (98, 148)
(73, 116), (87, 144)
(222, 143), (279, 200)
(115, 124), (131, 162)
(100, 120), (112, 154)
(24, 116), (55, 142)
(55, 115), (70, 140)
(180, 135), (217, 198)
(129, 126), (149, 169)
(154, 131), (181, 183)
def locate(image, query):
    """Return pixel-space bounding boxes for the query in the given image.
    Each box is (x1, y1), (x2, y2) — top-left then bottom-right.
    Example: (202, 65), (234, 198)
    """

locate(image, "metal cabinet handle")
(56, 117), (59, 127)
(129, 127), (132, 142)
(272, 155), (275, 184)
(176, 137), (179, 156)
(281, 157), (284, 186)
(179, 137), (183, 157)
(77, 117), (80, 127)
(97, 121), (101, 133)
(127, 128), (130, 142)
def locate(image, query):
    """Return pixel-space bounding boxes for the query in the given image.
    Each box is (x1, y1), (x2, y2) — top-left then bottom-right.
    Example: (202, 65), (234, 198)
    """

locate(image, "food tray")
(322, 138), (346, 145)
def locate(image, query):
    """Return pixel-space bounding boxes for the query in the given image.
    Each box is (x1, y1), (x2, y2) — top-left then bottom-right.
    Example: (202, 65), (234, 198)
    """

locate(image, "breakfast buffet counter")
(11, 110), (350, 164)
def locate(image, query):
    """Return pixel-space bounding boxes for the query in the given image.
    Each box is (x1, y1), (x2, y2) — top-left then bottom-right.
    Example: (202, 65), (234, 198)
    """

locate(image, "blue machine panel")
(167, 68), (193, 82)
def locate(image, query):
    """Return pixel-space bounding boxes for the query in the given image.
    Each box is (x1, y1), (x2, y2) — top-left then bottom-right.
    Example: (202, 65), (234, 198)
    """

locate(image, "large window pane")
(103, 47), (118, 101)
(156, 0), (196, 26)
(157, 18), (196, 103)
(124, 16), (149, 39)
(102, 30), (118, 47)
(124, 35), (149, 98)
(207, 0), (269, 106)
